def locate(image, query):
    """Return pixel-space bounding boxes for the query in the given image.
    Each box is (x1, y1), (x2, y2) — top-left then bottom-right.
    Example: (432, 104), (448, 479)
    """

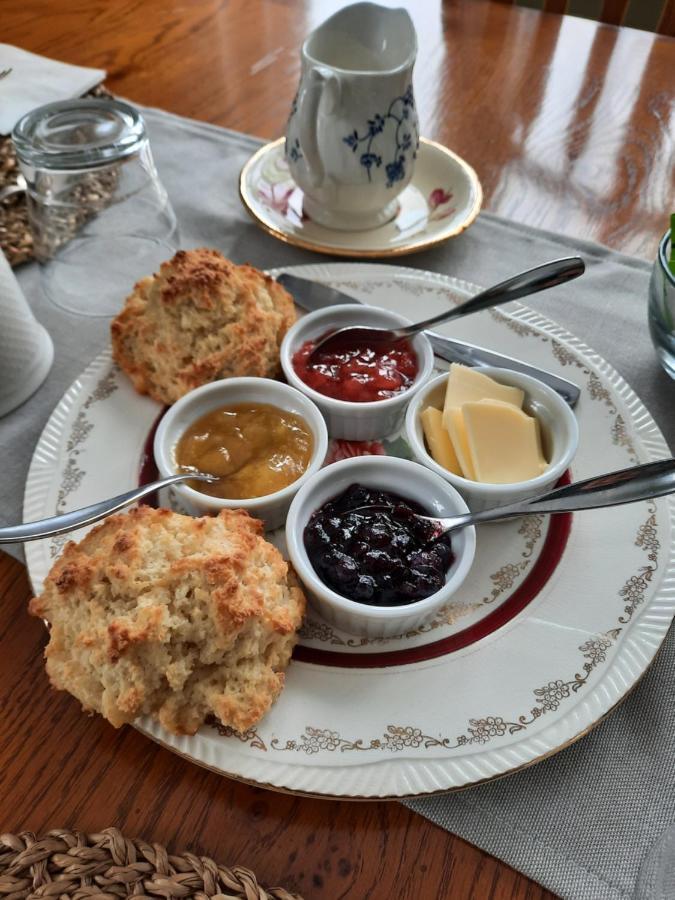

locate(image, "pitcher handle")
(298, 66), (338, 189)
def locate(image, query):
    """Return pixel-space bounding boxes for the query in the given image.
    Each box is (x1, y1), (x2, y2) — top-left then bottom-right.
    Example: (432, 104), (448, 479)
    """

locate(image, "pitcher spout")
(304, 2), (417, 74)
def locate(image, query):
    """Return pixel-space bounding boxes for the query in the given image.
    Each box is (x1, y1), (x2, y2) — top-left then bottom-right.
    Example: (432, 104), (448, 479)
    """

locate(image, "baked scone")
(29, 506), (305, 734)
(111, 249), (296, 405)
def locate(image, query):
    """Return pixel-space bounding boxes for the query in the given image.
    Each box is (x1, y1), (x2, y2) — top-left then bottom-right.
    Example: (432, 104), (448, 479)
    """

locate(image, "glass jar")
(648, 228), (675, 380)
(12, 98), (178, 317)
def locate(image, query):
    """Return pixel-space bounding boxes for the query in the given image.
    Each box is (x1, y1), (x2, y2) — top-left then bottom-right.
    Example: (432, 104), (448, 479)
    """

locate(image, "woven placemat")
(0, 828), (302, 899)
(0, 85), (111, 268)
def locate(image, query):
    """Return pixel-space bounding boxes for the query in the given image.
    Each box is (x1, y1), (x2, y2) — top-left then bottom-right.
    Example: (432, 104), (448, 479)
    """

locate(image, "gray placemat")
(3, 104), (674, 900)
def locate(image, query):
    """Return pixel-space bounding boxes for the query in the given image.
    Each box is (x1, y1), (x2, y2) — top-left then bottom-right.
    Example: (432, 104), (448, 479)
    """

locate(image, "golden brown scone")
(110, 249), (296, 405)
(29, 506), (305, 735)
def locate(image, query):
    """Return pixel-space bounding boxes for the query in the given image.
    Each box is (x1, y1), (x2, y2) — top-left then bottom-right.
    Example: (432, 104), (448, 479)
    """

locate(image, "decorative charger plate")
(239, 138), (482, 258)
(24, 264), (675, 799)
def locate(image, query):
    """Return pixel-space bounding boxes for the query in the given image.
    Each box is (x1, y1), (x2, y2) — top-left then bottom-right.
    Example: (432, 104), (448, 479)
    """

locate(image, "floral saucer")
(239, 137), (482, 257)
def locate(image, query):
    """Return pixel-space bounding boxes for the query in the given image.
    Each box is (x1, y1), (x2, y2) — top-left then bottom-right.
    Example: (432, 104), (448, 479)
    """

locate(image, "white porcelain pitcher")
(285, 2), (418, 231)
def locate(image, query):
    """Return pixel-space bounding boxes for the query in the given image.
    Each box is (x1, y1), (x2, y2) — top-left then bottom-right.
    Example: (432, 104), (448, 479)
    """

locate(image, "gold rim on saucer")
(239, 137), (483, 258)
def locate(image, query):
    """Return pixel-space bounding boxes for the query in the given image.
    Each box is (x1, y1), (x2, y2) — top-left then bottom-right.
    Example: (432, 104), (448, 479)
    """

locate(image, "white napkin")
(0, 44), (105, 134)
(0, 248), (53, 416)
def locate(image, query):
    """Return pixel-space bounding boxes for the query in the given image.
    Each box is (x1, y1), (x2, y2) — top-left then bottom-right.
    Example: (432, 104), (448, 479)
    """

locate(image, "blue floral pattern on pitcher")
(342, 84), (419, 187)
(286, 137), (302, 162)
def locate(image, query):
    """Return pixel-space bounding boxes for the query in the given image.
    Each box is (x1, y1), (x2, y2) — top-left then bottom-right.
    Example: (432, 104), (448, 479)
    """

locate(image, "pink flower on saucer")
(325, 439), (386, 465)
(258, 183), (294, 216)
(428, 187), (456, 222)
(429, 187), (453, 209)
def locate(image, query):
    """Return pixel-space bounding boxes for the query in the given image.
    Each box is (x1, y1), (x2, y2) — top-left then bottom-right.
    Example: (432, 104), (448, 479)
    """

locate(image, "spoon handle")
(398, 257), (585, 338)
(456, 458), (675, 530)
(0, 473), (210, 544)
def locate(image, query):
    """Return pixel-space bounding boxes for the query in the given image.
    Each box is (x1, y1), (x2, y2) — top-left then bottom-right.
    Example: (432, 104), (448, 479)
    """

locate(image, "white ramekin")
(279, 303), (434, 440)
(405, 366), (579, 512)
(285, 455), (476, 638)
(154, 377), (329, 530)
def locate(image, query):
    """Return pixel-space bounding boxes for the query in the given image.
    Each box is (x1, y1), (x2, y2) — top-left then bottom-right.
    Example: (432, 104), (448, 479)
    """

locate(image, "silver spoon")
(0, 173), (26, 203)
(9, 459), (673, 546)
(346, 458), (675, 536)
(308, 256), (585, 358)
(0, 472), (218, 544)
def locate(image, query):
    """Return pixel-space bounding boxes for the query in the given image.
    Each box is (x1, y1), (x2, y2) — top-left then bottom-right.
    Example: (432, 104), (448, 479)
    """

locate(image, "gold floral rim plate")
(24, 264), (675, 799)
(239, 138), (483, 257)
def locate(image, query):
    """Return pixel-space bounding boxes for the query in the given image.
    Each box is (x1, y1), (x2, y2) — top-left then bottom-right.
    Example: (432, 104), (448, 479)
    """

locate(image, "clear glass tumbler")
(12, 98), (177, 317)
(648, 228), (675, 380)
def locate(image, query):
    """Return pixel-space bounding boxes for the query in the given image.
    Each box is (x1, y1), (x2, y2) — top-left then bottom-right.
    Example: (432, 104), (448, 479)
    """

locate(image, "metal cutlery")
(307, 257), (584, 358)
(5, 458), (674, 546)
(0, 173), (27, 203)
(0, 472), (218, 544)
(347, 457), (675, 535)
(276, 272), (582, 407)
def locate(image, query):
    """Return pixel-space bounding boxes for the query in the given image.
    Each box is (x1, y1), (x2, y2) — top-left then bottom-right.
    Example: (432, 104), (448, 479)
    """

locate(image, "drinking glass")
(12, 98), (177, 317)
(648, 228), (675, 379)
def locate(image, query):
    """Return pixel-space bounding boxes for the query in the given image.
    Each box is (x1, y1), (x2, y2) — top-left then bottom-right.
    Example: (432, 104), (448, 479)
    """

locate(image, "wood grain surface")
(4, 0), (674, 258)
(1, 2), (673, 898)
(0, 555), (553, 899)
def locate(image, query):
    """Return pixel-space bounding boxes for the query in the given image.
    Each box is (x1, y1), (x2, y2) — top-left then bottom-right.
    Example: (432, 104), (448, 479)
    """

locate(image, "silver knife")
(277, 272), (580, 407)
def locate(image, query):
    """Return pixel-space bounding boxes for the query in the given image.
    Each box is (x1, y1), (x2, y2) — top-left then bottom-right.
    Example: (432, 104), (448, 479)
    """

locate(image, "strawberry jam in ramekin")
(292, 333), (418, 403)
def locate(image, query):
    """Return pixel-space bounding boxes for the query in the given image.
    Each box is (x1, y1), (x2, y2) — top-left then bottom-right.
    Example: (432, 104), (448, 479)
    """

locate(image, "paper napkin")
(0, 44), (105, 134)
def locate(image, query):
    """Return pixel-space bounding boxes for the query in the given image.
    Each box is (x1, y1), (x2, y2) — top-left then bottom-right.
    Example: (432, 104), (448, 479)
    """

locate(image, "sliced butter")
(462, 399), (548, 484)
(442, 364), (524, 433)
(446, 406), (476, 480)
(421, 406), (462, 476)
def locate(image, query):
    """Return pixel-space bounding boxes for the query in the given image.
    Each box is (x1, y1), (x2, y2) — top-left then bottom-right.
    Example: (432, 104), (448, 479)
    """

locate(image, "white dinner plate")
(24, 263), (675, 799)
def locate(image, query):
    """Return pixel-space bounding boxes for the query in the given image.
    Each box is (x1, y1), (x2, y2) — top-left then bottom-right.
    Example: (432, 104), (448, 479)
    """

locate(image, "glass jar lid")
(12, 99), (146, 170)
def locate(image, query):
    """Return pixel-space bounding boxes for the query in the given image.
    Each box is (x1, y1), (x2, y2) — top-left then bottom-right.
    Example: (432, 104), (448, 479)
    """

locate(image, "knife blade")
(277, 272), (580, 407)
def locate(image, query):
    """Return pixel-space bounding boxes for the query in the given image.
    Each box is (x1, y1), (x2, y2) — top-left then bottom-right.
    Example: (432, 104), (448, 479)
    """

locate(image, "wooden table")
(2, 2), (673, 898)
